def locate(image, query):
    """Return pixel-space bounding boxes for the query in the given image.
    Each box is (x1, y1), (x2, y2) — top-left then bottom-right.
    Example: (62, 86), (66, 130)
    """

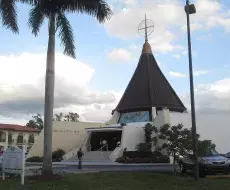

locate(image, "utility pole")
(184, 0), (199, 180)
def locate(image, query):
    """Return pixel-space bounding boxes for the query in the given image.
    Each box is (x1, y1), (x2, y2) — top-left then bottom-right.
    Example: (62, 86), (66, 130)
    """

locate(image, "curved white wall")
(28, 121), (105, 157)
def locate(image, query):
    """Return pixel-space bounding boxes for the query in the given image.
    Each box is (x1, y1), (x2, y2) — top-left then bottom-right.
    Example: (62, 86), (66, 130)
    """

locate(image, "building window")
(119, 111), (150, 124)
(28, 134), (35, 144)
(17, 134), (24, 144)
(8, 133), (13, 143)
(0, 132), (6, 142)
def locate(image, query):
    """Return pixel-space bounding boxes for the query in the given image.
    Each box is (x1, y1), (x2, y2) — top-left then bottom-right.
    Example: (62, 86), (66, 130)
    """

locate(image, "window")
(8, 133), (13, 143)
(119, 111), (150, 124)
(17, 134), (23, 144)
(0, 132), (6, 142)
(28, 134), (35, 144)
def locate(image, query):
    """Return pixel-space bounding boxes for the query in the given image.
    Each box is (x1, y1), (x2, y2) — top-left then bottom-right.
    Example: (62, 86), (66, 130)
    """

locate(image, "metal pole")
(185, 0), (199, 180)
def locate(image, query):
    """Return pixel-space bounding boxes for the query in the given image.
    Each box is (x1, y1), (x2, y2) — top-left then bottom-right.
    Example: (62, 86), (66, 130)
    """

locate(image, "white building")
(0, 124), (40, 154)
(28, 37), (188, 162)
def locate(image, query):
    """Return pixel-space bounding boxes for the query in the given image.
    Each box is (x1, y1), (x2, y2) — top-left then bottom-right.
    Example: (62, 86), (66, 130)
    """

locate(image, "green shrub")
(123, 151), (152, 158)
(26, 156), (43, 162)
(117, 151), (170, 164)
(52, 149), (66, 162)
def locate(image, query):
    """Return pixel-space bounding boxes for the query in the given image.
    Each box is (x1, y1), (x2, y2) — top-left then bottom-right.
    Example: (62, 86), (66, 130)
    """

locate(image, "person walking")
(77, 148), (84, 169)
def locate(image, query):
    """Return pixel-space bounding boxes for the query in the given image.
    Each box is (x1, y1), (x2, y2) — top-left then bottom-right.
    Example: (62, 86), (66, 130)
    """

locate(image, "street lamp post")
(184, 0), (199, 180)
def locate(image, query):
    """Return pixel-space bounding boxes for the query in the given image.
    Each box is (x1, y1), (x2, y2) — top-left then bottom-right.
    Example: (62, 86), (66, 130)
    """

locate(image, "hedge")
(116, 151), (170, 164)
(26, 149), (66, 162)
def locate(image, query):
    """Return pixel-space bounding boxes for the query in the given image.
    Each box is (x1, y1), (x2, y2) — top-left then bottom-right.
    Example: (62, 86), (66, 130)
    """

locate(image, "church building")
(28, 16), (187, 162)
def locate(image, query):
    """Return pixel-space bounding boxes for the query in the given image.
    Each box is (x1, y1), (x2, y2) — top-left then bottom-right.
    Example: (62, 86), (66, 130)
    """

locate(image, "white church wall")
(121, 122), (149, 151)
(28, 121), (104, 157)
(120, 109), (171, 152)
(106, 111), (120, 125)
(152, 109), (170, 153)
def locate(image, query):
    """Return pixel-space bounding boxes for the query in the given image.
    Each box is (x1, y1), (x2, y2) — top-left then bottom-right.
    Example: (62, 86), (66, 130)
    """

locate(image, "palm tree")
(0, 0), (19, 33)
(28, 0), (112, 176)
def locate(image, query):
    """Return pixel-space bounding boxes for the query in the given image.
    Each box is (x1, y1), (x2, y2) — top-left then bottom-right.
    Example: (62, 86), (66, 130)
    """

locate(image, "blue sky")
(0, 0), (230, 118)
(1, 0), (229, 96)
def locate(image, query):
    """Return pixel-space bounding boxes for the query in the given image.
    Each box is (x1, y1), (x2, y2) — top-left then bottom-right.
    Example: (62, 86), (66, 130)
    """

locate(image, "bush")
(117, 151), (170, 164)
(52, 149), (66, 162)
(136, 143), (152, 153)
(26, 149), (66, 162)
(123, 151), (152, 158)
(26, 156), (43, 162)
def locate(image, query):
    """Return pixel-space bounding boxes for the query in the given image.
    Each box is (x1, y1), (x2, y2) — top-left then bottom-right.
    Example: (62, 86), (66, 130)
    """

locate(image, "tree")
(26, 113), (44, 130)
(27, 0), (112, 176)
(136, 123), (158, 152)
(64, 112), (79, 122)
(197, 140), (216, 157)
(157, 124), (216, 175)
(53, 112), (80, 122)
(54, 112), (64, 121)
(158, 124), (194, 174)
(0, 0), (19, 33)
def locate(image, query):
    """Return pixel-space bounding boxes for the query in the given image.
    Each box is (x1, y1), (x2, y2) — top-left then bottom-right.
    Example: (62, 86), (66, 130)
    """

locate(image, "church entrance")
(90, 130), (122, 151)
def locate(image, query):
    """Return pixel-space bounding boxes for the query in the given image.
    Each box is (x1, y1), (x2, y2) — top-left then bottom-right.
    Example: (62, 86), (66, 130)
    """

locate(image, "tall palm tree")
(0, 0), (19, 33)
(28, 0), (112, 176)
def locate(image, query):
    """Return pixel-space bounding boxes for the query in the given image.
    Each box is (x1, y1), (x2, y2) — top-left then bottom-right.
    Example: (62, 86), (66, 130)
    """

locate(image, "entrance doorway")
(90, 130), (122, 151)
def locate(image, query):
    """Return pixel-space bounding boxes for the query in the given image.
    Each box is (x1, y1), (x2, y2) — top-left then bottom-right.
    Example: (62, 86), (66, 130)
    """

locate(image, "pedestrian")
(102, 139), (107, 150)
(77, 148), (84, 169)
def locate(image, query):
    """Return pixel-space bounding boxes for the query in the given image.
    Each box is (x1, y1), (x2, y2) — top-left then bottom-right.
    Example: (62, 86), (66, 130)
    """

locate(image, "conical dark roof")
(114, 42), (186, 113)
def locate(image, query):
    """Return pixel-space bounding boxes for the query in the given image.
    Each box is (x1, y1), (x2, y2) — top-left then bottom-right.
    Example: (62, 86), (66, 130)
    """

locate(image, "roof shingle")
(0, 124), (40, 132)
(114, 42), (186, 113)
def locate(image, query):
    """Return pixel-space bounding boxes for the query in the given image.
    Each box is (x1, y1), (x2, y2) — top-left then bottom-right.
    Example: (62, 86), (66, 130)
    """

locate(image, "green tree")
(54, 112), (64, 121)
(26, 113), (44, 130)
(198, 140), (216, 157)
(0, 0), (19, 33)
(54, 112), (80, 122)
(157, 124), (216, 174)
(136, 123), (158, 152)
(158, 124), (194, 174)
(64, 112), (80, 122)
(27, 0), (112, 176)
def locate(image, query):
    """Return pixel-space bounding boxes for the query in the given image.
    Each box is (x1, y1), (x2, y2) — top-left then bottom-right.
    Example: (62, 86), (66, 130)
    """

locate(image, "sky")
(0, 0), (230, 152)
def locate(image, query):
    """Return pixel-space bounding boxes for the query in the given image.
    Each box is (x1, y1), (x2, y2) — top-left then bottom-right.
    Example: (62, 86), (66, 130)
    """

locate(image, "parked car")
(178, 149), (230, 177)
(224, 152), (230, 159)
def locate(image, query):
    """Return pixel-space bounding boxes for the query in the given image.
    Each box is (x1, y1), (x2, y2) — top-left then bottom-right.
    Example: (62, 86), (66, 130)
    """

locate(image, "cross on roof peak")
(138, 14), (154, 42)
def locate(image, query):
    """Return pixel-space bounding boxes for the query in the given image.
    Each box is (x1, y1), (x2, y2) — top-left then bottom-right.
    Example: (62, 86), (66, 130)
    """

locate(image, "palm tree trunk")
(42, 12), (56, 176)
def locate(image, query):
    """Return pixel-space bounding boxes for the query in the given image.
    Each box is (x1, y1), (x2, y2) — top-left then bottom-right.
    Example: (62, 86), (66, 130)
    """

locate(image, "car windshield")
(203, 149), (219, 157)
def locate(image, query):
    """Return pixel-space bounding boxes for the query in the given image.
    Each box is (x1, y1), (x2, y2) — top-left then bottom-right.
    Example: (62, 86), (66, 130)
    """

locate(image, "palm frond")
(19, 0), (112, 22)
(0, 0), (19, 33)
(94, 0), (112, 23)
(56, 11), (75, 58)
(65, 0), (112, 23)
(28, 4), (45, 36)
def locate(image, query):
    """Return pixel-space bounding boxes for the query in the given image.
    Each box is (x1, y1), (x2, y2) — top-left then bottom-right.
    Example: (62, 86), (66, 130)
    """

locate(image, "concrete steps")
(66, 151), (112, 162)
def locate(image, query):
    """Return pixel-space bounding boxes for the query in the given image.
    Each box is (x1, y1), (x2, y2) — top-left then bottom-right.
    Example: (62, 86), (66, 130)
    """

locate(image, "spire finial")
(144, 13), (148, 42)
(138, 14), (154, 43)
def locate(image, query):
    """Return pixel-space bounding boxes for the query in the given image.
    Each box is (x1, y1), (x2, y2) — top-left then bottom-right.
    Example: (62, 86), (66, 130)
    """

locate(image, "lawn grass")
(1, 172), (230, 190)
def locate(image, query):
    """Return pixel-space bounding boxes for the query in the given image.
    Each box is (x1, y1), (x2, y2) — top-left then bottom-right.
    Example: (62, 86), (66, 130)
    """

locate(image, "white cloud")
(124, 0), (137, 6)
(172, 54), (181, 59)
(108, 48), (132, 62)
(105, 0), (230, 54)
(181, 78), (230, 116)
(169, 70), (209, 78)
(0, 53), (119, 121)
(193, 70), (209, 76)
(169, 71), (186, 78)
